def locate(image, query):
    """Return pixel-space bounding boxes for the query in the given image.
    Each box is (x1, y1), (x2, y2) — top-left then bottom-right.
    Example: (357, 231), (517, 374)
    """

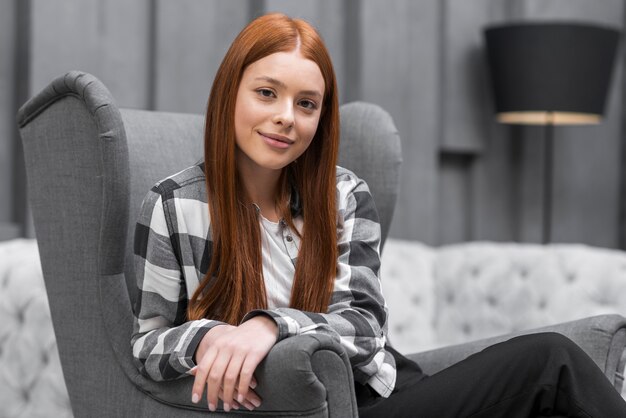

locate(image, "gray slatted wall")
(0, 0), (19, 239)
(2, 0), (625, 249)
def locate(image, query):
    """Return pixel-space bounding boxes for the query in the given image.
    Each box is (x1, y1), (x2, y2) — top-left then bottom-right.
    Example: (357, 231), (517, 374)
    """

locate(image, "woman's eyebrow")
(254, 76), (322, 99)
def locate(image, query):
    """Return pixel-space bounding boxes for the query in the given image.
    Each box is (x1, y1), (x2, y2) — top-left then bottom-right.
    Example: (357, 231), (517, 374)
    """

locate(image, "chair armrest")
(407, 314), (626, 394)
(256, 333), (357, 415)
(138, 334), (358, 418)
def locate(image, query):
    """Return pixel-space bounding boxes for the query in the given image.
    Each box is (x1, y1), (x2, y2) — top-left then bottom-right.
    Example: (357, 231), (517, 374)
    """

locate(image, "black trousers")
(357, 333), (626, 418)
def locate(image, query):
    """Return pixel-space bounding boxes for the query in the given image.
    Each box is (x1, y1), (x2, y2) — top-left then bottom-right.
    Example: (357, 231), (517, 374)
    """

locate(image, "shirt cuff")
(242, 309), (299, 341)
(179, 319), (226, 372)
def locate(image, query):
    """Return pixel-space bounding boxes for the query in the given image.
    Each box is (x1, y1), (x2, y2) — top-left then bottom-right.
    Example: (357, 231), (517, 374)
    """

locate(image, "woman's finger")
(219, 387), (253, 411)
(191, 348), (218, 404)
(221, 352), (245, 411)
(239, 386), (262, 409)
(237, 355), (262, 406)
(205, 349), (232, 411)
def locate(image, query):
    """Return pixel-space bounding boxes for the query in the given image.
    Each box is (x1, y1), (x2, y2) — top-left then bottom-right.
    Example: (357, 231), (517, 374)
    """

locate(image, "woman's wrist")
(193, 324), (233, 363)
(246, 314), (279, 337)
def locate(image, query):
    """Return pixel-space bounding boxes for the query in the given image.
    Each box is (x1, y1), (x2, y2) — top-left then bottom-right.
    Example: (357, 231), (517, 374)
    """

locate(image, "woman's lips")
(259, 132), (294, 149)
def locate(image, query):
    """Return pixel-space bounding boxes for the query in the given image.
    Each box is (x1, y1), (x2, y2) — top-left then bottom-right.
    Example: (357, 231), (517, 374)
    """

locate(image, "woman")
(132, 12), (626, 417)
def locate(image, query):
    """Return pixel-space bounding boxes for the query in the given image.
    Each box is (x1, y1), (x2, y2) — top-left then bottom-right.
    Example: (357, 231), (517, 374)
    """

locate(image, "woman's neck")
(238, 165), (283, 222)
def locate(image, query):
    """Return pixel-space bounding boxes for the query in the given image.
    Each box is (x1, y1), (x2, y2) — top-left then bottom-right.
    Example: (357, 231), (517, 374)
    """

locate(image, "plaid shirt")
(131, 163), (396, 397)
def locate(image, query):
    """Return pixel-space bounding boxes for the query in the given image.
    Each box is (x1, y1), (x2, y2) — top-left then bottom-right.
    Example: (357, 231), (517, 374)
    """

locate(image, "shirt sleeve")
(131, 185), (226, 381)
(243, 173), (395, 396)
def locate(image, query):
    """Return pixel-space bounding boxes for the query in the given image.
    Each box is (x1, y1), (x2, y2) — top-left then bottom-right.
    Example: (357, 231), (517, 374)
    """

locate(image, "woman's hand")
(191, 316), (278, 412)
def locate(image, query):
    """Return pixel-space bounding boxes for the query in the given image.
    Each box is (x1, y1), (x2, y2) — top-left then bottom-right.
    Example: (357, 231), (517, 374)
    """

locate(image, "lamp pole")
(543, 114), (554, 244)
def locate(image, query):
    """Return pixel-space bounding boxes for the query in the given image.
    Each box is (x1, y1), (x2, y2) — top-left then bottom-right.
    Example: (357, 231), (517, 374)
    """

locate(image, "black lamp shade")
(484, 23), (620, 124)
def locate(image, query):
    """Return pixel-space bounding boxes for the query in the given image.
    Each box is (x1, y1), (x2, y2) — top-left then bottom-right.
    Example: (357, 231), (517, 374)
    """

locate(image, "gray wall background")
(2, 0), (625, 249)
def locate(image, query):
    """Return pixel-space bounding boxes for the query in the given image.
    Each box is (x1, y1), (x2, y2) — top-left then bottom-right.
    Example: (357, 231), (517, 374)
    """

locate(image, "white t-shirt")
(259, 215), (302, 309)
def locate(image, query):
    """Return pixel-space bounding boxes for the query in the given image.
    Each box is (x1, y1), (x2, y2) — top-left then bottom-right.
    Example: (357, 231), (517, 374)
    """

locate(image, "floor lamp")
(484, 22), (620, 243)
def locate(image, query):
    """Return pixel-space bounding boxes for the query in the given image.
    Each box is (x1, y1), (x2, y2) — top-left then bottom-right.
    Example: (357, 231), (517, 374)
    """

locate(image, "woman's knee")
(522, 331), (574, 347)
(509, 332), (587, 362)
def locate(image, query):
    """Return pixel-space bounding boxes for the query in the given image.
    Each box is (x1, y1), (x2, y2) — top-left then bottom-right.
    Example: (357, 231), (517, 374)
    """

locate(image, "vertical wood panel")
(441, 0), (505, 153)
(30, 0), (152, 109)
(154, 0), (249, 113)
(30, 0), (97, 93)
(341, 0), (362, 104)
(98, 0), (152, 109)
(361, 0), (441, 243)
(620, 7), (626, 250)
(471, 123), (519, 241)
(439, 154), (472, 244)
(0, 0), (16, 223)
(524, 0), (624, 26)
(554, 75), (622, 247)
(13, 0), (32, 239)
(441, 0), (512, 244)
(0, 0), (19, 240)
(504, 0), (526, 19)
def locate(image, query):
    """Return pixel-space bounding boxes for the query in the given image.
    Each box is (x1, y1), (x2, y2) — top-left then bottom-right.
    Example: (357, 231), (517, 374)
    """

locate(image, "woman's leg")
(358, 332), (626, 418)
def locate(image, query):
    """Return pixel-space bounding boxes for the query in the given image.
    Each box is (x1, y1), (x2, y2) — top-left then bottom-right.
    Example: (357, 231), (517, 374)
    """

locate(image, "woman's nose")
(272, 100), (294, 127)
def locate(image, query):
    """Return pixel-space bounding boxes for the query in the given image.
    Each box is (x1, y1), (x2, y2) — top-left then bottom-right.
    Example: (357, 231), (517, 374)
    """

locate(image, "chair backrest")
(17, 71), (401, 416)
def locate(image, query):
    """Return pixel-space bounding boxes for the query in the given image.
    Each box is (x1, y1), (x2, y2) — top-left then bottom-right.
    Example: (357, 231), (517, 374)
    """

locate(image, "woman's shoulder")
(335, 165), (370, 194)
(150, 162), (206, 199)
(335, 166), (379, 223)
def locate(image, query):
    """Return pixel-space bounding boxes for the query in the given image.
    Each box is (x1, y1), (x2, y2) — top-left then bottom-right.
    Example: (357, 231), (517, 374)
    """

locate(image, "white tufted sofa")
(0, 239), (72, 418)
(3, 237), (626, 417)
(381, 238), (626, 397)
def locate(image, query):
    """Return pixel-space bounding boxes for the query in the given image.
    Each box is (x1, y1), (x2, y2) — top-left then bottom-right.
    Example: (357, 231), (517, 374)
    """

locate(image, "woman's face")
(234, 50), (325, 175)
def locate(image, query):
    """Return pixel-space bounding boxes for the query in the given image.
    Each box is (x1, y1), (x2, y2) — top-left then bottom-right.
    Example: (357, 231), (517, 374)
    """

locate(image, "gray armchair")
(18, 72), (626, 417)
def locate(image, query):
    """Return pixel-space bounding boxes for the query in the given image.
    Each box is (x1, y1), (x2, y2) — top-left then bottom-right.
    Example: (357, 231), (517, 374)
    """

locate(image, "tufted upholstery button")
(446, 292), (455, 303)
(486, 295), (497, 307)
(538, 299), (547, 309)
(461, 323), (471, 335)
(16, 307), (25, 324)
(593, 290), (614, 306)
(566, 273), (576, 283)
(471, 267), (481, 278)
(519, 268), (528, 279)
(411, 295), (421, 305)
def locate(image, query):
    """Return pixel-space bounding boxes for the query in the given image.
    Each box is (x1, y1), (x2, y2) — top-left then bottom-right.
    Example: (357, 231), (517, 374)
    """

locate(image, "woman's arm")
(131, 186), (226, 381)
(134, 183), (269, 411)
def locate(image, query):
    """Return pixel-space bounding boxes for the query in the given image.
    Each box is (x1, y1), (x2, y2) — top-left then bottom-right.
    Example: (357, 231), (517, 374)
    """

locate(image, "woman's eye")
(299, 100), (318, 110)
(257, 88), (275, 98)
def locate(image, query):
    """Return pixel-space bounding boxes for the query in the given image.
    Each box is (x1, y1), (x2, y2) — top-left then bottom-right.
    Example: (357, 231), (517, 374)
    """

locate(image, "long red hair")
(187, 13), (339, 324)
